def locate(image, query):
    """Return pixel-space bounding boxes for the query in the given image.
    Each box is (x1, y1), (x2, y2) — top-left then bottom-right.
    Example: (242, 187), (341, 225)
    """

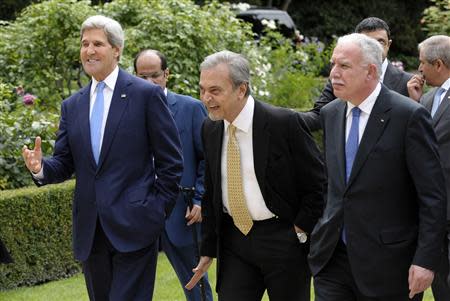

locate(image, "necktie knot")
(352, 107), (361, 118)
(228, 124), (236, 136)
(97, 81), (106, 92)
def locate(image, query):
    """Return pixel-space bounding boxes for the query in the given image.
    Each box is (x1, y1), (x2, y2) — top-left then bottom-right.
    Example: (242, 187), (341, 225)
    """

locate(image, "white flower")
(261, 19), (277, 30)
(232, 2), (251, 12)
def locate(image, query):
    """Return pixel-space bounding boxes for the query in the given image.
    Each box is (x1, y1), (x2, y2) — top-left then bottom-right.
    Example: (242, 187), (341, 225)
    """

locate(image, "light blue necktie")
(342, 107), (361, 244)
(431, 87), (446, 117)
(90, 81), (106, 164)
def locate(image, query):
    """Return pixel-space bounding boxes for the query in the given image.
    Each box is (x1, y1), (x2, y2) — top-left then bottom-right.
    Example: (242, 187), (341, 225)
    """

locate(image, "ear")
(434, 59), (444, 71)
(238, 82), (248, 99)
(367, 63), (378, 80)
(113, 46), (121, 60)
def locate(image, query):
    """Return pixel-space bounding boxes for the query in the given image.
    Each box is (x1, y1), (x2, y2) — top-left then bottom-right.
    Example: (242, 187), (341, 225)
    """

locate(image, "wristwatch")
(296, 232), (307, 243)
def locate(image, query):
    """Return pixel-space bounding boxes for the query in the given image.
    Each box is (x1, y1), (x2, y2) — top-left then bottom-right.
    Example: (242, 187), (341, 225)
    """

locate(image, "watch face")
(297, 232), (307, 243)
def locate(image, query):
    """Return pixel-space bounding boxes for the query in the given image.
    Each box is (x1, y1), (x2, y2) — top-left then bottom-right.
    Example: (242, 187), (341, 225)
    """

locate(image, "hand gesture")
(185, 256), (213, 290)
(22, 136), (43, 174)
(186, 204), (202, 225)
(407, 75), (425, 102)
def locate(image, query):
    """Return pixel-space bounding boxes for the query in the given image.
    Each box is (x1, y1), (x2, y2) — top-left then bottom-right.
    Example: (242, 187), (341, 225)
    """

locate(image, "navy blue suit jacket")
(164, 91), (207, 247)
(38, 69), (183, 261)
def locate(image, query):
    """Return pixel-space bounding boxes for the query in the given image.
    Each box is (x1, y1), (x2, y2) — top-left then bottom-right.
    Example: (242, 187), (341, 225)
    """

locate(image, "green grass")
(0, 253), (435, 300)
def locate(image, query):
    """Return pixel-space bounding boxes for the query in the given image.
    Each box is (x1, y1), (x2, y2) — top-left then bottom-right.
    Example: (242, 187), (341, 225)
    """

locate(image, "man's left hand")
(408, 264), (434, 298)
(186, 204), (202, 225)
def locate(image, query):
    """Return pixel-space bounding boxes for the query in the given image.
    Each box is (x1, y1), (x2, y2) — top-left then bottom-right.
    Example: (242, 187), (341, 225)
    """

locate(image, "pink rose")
(23, 93), (36, 105)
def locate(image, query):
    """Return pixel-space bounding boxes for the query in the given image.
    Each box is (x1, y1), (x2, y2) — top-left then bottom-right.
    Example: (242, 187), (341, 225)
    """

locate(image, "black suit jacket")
(421, 87), (450, 220)
(200, 99), (326, 258)
(303, 61), (413, 131)
(308, 86), (446, 297)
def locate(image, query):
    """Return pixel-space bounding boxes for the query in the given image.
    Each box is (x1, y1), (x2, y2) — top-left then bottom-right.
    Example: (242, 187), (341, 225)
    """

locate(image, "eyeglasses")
(138, 70), (165, 80)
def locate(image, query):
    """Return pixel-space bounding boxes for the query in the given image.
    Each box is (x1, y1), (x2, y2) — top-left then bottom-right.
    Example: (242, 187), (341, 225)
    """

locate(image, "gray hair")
(419, 35), (450, 68)
(200, 50), (251, 97)
(81, 15), (124, 57)
(337, 33), (383, 79)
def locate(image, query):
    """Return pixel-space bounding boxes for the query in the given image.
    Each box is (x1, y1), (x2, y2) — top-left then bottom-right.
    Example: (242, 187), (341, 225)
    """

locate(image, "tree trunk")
(267, 0), (273, 7)
(281, 0), (292, 11)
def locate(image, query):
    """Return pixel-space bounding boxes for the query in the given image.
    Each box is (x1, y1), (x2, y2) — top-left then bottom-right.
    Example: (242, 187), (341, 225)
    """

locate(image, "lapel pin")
(121, 94), (126, 99)
(380, 119), (384, 123)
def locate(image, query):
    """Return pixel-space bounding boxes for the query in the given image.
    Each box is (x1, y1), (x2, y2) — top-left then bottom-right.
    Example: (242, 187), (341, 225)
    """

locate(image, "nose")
(86, 44), (95, 55)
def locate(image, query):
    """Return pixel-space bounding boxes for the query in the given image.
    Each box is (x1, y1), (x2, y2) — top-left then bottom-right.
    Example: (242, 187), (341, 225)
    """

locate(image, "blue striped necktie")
(90, 81), (106, 164)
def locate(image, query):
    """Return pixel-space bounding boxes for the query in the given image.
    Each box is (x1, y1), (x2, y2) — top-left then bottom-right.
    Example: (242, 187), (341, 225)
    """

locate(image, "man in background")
(407, 34), (450, 301)
(302, 17), (413, 131)
(134, 49), (213, 301)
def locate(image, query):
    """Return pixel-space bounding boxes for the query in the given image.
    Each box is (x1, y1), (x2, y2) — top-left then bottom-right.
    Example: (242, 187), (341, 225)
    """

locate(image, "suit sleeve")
(300, 79), (335, 132)
(290, 113), (326, 233)
(406, 106), (446, 271)
(200, 121), (218, 257)
(192, 102), (208, 205)
(40, 100), (75, 185)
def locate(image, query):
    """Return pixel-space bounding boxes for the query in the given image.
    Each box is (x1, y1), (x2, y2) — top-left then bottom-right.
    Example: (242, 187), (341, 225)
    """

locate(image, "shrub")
(0, 181), (78, 290)
(0, 83), (59, 190)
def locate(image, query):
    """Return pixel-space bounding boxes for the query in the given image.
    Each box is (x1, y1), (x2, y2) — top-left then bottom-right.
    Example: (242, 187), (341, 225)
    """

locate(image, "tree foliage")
(422, 0), (450, 35)
(0, 0), (328, 189)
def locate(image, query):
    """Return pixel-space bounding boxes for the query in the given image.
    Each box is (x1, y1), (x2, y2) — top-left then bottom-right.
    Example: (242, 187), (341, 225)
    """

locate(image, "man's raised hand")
(22, 136), (43, 174)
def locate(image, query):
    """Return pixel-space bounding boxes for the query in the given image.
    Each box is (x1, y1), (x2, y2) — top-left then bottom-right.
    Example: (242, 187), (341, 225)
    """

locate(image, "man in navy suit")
(134, 49), (213, 301)
(22, 16), (183, 301)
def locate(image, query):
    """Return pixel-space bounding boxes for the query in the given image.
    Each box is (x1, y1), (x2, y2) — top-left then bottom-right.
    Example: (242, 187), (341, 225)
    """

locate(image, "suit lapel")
(252, 101), (269, 194)
(77, 83), (97, 168)
(209, 121), (224, 205)
(382, 62), (397, 90)
(332, 101), (347, 188)
(166, 91), (179, 118)
(432, 89), (450, 126)
(97, 69), (131, 171)
(346, 87), (391, 188)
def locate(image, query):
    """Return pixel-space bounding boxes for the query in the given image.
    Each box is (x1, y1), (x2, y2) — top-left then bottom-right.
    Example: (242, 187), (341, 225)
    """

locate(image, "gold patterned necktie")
(227, 124), (253, 235)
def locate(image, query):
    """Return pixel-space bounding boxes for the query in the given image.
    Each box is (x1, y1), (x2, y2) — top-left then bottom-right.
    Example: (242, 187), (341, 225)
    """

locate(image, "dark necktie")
(90, 81), (106, 164)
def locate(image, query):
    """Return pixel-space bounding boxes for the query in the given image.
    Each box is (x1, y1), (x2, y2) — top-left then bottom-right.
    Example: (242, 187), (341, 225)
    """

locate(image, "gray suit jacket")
(421, 87), (450, 219)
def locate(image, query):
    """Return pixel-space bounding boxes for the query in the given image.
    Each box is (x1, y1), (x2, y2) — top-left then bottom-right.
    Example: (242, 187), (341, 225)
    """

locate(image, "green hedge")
(0, 180), (79, 290)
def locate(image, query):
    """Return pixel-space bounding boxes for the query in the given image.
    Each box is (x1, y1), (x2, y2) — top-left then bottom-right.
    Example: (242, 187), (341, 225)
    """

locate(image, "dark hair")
(354, 17), (391, 40)
(133, 49), (168, 73)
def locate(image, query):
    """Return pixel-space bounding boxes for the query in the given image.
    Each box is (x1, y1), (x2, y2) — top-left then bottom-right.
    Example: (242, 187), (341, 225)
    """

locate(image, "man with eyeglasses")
(134, 49), (213, 301)
(302, 17), (413, 131)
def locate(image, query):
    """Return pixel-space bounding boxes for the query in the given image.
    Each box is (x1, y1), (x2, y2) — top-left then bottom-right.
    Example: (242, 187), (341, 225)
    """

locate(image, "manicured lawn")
(0, 253), (435, 300)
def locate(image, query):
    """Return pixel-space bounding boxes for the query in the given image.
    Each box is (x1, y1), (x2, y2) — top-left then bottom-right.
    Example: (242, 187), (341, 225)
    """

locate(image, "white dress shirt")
(345, 83), (382, 143)
(379, 59), (388, 84)
(221, 96), (275, 220)
(89, 66), (119, 150)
